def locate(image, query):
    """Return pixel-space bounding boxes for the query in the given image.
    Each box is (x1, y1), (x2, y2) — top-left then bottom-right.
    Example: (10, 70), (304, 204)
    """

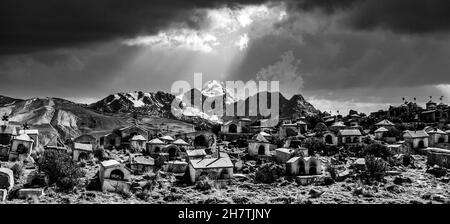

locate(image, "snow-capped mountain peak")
(201, 80), (238, 104)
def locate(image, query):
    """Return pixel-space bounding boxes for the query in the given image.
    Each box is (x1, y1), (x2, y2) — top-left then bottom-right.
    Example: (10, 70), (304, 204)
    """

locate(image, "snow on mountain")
(89, 91), (175, 117)
(201, 80), (238, 104)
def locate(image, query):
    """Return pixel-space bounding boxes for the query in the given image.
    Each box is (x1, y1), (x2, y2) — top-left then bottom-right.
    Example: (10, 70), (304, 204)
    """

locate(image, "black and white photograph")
(1, 0), (450, 211)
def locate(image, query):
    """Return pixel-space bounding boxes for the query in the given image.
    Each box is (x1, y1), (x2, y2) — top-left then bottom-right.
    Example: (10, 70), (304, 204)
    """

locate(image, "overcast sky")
(1, 0), (450, 114)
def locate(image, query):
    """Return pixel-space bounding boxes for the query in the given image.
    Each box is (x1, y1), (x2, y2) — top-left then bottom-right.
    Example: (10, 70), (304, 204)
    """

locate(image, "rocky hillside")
(0, 97), (128, 146)
(87, 81), (320, 123)
(221, 91), (319, 121)
(88, 91), (175, 117)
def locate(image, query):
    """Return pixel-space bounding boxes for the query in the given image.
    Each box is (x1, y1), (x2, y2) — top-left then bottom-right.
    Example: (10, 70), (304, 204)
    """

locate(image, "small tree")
(37, 149), (85, 191)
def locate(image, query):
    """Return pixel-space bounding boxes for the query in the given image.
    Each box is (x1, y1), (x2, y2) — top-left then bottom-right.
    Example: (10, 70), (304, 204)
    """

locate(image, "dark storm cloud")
(231, 31), (450, 91)
(0, 42), (142, 99)
(294, 0), (359, 13)
(3, 0), (450, 54)
(294, 0), (450, 34)
(0, 0), (268, 54)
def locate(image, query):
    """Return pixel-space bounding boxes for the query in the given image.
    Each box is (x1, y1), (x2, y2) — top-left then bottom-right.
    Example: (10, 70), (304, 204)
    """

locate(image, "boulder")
(432, 194), (447, 203)
(336, 170), (351, 181)
(426, 166), (447, 178)
(393, 176), (413, 185)
(439, 177), (450, 183)
(309, 189), (324, 198)
(352, 158), (366, 170)
(385, 184), (403, 194)
(320, 176), (335, 186)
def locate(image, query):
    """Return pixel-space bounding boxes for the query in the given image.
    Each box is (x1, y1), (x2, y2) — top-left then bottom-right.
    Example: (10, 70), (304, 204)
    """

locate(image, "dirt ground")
(2, 154), (449, 204)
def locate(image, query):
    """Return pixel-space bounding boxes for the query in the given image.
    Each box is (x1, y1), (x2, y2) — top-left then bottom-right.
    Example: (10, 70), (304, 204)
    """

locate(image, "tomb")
(72, 142), (93, 161)
(9, 134), (34, 161)
(99, 160), (132, 192)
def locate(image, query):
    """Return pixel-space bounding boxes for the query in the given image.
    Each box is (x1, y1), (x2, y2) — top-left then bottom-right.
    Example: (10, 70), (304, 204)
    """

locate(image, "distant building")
(279, 121), (307, 138)
(0, 125), (16, 146)
(338, 129), (362, 145)
(9, 134), (34, 161)
(374, 127), (389, 140)
(247, 133), (277, 157)
(99, 132), (120, 149)
(375, 119), (395, 129)
(73, 134), (96, 149)
(426, 99), (437, 111)
(286, 156), (322, 176)
(220, 118), (251, 134)
(18, 129), (39, 150)
(329, 121), (346, 133)
(188, 156), (234, 183)
(130, 134), (147, 152)
(420, 99), (449, 123)
(99, 125), (155, 149)
(426, 128), (447, 146)
(427, 147), (450, 169)
(323, 131), (338, 145)
(72, 142), (93, 161)
(146, 138), (167, 155)
(403, 130), (429, 149)
(129, 154), (154, 174)
(185, 149), (207, 161)
(275, 148), (296, 163)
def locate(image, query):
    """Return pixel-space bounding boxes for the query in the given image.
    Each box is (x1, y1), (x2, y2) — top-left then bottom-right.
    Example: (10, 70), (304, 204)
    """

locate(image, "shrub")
(119, 188), (132, 199)
(195, 176), (213, 191)
(93, 147), (108, 161)
(10, 162), (24, 180)
(346, 144), (366, 158)
(155, 155), (167, 168)
(323, 145), (339, 156)
(363, 155), (388, 182)
(326, 165), (337, 181)
(384, 128), (401, 139)
(362, 144), (392, 160)
(37, 149), (85, 191)
(301, 138), (326, 156)
(135, 191), (150, 201)
(86, 172), (101, 191)
(254, 163), (285, 184)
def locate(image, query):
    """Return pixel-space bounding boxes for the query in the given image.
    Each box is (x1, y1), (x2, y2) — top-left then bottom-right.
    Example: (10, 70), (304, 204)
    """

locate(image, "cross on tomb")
(22, 122), (30, 130)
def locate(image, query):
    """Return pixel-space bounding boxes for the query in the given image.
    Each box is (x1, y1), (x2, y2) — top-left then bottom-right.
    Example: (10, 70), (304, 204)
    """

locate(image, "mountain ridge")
(0, 84), (320, 145)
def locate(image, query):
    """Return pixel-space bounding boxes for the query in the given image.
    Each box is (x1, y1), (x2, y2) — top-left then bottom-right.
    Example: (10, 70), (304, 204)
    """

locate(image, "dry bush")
(363, 155), (388, 183)
(10, 162), (24, 180)
(254, 163), (285, 184)
(37, 149), (85, 191)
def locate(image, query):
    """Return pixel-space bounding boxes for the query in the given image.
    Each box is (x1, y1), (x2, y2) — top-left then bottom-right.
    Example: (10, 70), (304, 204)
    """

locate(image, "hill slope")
(0, 96), (128, 146)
